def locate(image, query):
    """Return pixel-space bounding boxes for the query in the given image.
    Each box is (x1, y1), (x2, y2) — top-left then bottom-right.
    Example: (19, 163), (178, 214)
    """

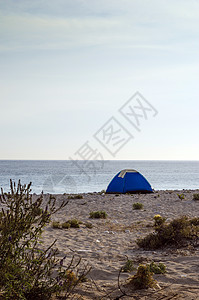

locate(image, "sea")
(0, 160), (198, 194)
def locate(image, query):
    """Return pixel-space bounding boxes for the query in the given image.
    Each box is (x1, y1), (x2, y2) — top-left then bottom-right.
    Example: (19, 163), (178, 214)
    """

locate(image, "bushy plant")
(67, 194), (83, 199)
(0, 180), (89, 299)
(129, 264), (156, 289)
(177, 193), (185, 200)
(52, 219), (81, 229)
(190, 217), (199, 226)
(84, 222), (93, 229)
(149, 261), (166, 274)
(67, 219), (80, 228)
(153, 214), (166, 227)
(133, 202), (143, 210)
(52, 221), (62, 229)
(62, 221), (71, 229)
(193, 193), (199, 201)
(137, 216), (199, 250)
(89, 211), (107, 219)
(122, 259), (135, 273)
(99, 190), (106, 195)
(61, 270), (78, 289)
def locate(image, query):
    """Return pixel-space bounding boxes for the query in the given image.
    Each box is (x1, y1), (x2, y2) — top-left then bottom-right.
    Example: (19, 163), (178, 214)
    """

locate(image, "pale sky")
(0, 0), (199, 160)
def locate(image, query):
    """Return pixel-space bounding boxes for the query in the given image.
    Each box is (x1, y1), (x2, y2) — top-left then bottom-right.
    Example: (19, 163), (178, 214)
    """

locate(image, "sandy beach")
(36, 190), (199, 299)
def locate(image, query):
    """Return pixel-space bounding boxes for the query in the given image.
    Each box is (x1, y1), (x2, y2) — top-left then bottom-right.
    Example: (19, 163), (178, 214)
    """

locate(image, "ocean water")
(0, 160), (198, 194)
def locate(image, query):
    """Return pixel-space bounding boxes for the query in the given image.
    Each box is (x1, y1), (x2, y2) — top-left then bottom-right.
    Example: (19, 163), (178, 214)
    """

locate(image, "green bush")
(99, 190), (106, 195)
(122, 259), (135, 273)
(52, 219), (81, 229)
(153, 215), (166, 227)
(129, 264), (156, 289)
(52, 221), (62, 229)
(189, 217), (199, 226)
(137, 216), (199, 250)
(193, 193), (199, 201)
(89, 211), (107, 219)
(149, 261), (166, 274)
(84, 222), (93, 229)
(62, 221), (71, 229)
(67, 219), (80, 228)
(133, 202), (143, 210)
(0, 180), (89, 299)
(68, 194), (83, 199)
(177, 193), (185, 200)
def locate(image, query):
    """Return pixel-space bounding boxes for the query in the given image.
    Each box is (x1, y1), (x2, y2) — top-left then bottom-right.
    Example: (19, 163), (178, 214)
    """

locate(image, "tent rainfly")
(106, 169), (153, 194)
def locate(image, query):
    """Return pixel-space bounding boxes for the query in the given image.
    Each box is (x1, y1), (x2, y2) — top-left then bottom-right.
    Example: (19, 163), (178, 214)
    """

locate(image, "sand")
(36, 190), (199, 299)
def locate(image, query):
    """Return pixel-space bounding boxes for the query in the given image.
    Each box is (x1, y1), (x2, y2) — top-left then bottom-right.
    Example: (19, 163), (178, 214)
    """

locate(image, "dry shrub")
(89, 211), (107, 219)
(137, 216), (199, 250)
(129, 264), (156, 289)
(0, 180), (90, 299)
(193, 193), (199, 201)
(133, 202), (143, 210)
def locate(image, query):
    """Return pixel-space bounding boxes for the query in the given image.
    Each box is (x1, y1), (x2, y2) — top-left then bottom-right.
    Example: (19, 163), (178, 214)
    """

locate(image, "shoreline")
(32, 188), (199, 196)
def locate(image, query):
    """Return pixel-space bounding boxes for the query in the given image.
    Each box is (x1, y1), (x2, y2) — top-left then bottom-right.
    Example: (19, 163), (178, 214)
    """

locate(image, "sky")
(0, 0), (199, 160)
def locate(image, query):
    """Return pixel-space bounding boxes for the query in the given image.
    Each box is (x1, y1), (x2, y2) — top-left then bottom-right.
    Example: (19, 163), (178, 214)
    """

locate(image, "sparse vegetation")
(122, 259), (135, 273)
(193, 193), (199, 201)
(137, 216), (199, 250)
(133, 202), (143, 210)
(62, 221), (71, 229)
(89, 211), (107, 219)
(153, 214), (166, 227)
(190, 217), (199, 226)
(177, 193), (185, 200)
(52, 221), (62, 229)
(68, 194), (83, 199)
(63, 270), (78, 289)
(52, 219), (81, 229)
(84, 222), (93, 229)
(129, 264), (156, 289)
(68, 219), (80, 228)
(149, 261), (166, 274)
(0, 180), (90, 299)
(99, 190), (106, 195)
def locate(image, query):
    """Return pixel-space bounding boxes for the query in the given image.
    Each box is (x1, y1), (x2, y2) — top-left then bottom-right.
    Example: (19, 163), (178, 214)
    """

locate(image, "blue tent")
(106, 169), (153, 193)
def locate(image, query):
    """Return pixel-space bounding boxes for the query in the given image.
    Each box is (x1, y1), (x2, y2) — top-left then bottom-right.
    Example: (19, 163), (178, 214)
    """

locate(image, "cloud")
(0, 14), (122, 51)
(1, 0), (199, 19)
(0, 0), (199, 52)
(0, 0), (199, 159)
(0, 18), (195, 53)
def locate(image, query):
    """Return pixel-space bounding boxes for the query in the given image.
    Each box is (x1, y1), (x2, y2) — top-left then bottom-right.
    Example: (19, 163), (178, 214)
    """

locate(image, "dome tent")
(106, 169), (153, 194)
